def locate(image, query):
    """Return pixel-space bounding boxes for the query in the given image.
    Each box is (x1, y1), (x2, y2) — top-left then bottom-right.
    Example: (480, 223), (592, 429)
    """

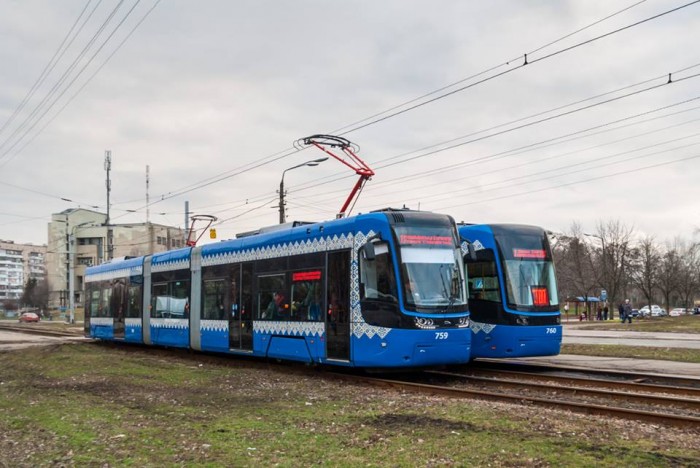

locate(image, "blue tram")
(458, 224), (561, 359)
(84, 209), (472, 368)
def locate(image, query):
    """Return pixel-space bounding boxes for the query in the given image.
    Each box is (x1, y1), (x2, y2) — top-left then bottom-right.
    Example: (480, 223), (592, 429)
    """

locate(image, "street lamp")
(278, 157), (328, 223)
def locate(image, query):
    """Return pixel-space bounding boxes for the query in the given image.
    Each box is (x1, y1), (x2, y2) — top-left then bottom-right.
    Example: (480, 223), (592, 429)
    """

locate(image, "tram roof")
(85, 255), (144, 275)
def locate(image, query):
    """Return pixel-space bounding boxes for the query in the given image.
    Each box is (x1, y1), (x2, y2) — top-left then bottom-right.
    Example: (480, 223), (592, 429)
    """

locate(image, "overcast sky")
(1, 0), (699, 248)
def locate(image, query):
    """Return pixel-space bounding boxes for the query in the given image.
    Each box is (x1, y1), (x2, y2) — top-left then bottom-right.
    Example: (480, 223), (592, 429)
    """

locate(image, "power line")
(328, 0), (649, 135)
(338, 0), (700, 136)
(287, 77), (700, 204)
(0, 0), (127, 158)
(111, 1), (671, 212)
(438, 152), (700, 210)
(3, 0), (163, 171)
(0, 0), (95, 138)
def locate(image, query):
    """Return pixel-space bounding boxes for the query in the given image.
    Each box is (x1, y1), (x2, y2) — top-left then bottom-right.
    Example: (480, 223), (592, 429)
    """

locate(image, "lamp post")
(278, 157), (328, 223)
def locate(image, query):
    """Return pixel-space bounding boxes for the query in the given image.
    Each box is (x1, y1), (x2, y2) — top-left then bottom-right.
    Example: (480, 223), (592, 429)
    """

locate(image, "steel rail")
(0, 322), (83, 338)
(327, 373), (700, 429)
(440, 368), (700, 398)
(473, 359), (700, 386)
(427, 370), (700, 412)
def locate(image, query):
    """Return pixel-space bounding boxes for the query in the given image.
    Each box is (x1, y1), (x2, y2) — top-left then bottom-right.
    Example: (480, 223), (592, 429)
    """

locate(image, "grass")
(0, 343), (698, 466)
(562, 315), (700, 333)
(561, 344), (700, 363)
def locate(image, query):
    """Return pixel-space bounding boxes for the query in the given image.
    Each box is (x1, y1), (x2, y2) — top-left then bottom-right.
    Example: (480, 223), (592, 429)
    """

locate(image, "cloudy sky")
(1, 0), (699, 248)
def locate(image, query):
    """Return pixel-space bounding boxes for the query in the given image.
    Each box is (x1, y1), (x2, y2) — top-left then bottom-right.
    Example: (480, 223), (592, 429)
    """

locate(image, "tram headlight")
(458, 316), (470, 328)
(414, 317), (436, 330)
(516, 316), (529, 326)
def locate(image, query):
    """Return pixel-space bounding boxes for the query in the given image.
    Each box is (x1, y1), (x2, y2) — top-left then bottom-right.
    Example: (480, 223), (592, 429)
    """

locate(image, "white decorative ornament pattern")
(201, 233), (354, 266)
(90, 317), (113, 326)
(201, 320), (229, 332)
(350, 231), (391, 340)
(254, 321), (325, 337)
(150, 318), (189, 329)
(125, 318), (142, 328)
(151, 258), (190, 273)
(470, 321), (497, 334)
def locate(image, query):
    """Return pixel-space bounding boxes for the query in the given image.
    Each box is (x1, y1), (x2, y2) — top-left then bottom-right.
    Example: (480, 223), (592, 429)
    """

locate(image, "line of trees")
(551, 220), (700, 315)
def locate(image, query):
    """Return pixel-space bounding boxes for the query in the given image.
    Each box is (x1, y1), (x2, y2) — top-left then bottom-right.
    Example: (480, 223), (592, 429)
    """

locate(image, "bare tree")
(657, 239), (683, 312)
(628, 236), (660, 311)
(554, 222), (598, 319)
(676, 241), (700, 310)
(592, 219), (634, 307)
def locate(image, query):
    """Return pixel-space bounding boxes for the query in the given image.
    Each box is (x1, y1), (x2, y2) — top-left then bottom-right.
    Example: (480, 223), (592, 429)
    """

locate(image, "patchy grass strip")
(561, 343), (700, 363)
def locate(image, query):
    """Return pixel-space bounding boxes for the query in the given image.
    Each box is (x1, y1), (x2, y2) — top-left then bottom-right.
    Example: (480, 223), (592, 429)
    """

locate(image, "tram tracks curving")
(327, 368), (700, 429)
(0, 322), (83, 338)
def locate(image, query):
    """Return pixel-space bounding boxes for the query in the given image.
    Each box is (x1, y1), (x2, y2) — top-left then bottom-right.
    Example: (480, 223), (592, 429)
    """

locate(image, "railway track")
(5, 324), (700, 428)
(468, 359), (700, 390)
(328, 367), (700, 429)
(0, 322), (83, 338)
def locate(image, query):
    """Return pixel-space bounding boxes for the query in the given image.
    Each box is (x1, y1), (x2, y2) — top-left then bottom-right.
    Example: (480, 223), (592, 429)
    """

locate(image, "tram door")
(326, 251), (351, 360)
(229, 263), (254, 351)
(111, 279), (126, 339)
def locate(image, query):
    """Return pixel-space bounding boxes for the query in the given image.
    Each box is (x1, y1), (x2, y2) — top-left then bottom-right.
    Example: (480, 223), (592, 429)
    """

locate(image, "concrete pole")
(68, 232), (75, 324)
(278, 177), (285, 224)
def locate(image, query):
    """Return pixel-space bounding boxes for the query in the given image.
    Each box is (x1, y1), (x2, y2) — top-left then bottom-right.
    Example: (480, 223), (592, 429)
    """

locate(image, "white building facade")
(0, 240), (47, 303)
(46, 208), (186, 309)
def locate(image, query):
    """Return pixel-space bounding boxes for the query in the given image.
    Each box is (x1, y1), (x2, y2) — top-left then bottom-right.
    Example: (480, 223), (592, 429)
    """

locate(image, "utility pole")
(146, 165), (150, 224)
(68, 231), (76, 324)
(278, 180), (286, 224)
(105, 150), (113, 260)
(185, 201), (190, 232)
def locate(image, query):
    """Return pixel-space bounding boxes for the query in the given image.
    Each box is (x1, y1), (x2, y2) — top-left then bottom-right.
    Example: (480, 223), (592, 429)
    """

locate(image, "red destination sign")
(531, 286), (549, 306)
(399, 235), (452, 246)
(512, 249), (547, 259)
(292, 270), (322, 282)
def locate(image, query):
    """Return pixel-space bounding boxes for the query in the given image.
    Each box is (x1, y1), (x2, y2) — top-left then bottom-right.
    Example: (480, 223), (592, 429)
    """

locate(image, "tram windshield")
(494, 229), (559, 310)
(395, 226), (467, 313)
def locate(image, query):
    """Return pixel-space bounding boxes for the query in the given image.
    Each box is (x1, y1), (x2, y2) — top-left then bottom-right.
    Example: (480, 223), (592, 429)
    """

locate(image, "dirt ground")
(1, 343), (699, 466)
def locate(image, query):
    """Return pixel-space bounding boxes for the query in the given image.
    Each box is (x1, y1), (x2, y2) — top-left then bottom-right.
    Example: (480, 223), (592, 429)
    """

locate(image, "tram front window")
(401, 246), (466, 312)
(502, 259), (558, 308)
(494, 228), (559, 310)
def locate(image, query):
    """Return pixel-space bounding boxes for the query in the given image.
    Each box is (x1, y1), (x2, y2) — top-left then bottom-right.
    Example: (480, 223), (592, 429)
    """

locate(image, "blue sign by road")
(600, 289), (607, 301)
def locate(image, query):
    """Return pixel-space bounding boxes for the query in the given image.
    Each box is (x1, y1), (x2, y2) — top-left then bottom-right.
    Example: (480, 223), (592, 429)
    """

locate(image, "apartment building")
(46, 208), (186, 309)
(0, 240), (47, 303)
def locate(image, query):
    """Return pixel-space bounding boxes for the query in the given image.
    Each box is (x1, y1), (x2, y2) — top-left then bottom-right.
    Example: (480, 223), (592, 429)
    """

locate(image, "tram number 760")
(435, 332), (449, 340)
(545, 328), (557, 334)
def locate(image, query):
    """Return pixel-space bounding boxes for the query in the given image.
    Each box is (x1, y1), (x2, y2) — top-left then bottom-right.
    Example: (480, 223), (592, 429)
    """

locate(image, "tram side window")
(290, 270), (323, 321)
(466, 249), (501, 302)
(126, 285), (142, 318)
(203, 279), (227, 320)
(110, 279), (127, 320)
(360, 242), (398, 302)
(151, 280), (191, 318)
(258, 274), (288, 320)
(88, 287), (101, 318)
(99, 285), (112, 317)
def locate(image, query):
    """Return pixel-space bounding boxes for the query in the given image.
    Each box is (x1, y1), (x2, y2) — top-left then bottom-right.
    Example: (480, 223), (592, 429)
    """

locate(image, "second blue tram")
(84, 209), (472, 368)
(458, 224), (561, 359)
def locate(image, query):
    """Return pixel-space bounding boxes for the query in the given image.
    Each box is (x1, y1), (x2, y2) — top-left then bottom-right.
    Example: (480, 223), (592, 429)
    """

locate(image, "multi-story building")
(46, 208), (186, 309)
(0, 240), (47, 304)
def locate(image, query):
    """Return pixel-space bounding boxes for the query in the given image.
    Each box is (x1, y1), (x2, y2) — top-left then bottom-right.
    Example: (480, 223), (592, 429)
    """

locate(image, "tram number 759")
(435, 332), (449, 340)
